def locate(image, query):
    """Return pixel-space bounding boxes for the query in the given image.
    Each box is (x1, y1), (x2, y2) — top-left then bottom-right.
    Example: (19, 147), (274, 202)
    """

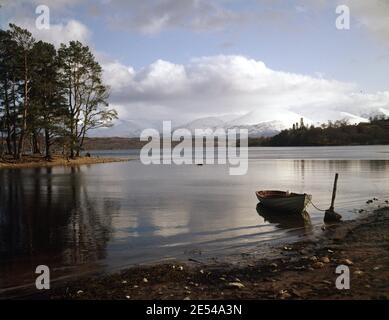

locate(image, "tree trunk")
(17, 53), (29, 159)
(32, 131), (41, 154)
(44, 128), (51, 159)
(3, 84), (12, 155)
(70, 123), (75, 159)
(11, 79), (18, 159)
(5, 134), (12, 155)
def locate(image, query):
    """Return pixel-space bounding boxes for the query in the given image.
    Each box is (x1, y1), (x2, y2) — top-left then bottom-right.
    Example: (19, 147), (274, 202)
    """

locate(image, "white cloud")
(105, 0), (249, 34)
(34, 19), (91, 47)
(6, 18), (91, 47)
(102, 55), (389, 132)
(344, 0), (389, 44)
(298, 0), (389, 44)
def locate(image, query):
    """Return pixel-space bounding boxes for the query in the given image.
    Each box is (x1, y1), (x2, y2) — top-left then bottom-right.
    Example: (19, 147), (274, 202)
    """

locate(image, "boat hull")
(256, 191), (311, 214)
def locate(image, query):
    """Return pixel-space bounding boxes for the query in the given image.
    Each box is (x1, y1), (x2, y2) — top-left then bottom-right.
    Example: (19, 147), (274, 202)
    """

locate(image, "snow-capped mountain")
(175, 117), (226, 131)
(89, 119), (162, 138)
(176, 116), (288, 137)
(227, 120), (287, 137)
(338, 112), (369, 125)
(361, 107), (389, 120)
(226, 109), (309, 127)
(89, 107), (389, 138)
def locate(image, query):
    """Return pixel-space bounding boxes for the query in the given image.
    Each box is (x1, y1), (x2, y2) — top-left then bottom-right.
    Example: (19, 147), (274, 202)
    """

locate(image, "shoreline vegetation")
(252, 117), (389, 147)
(20, 206), (388, 300)
(0, 155), (129, 169)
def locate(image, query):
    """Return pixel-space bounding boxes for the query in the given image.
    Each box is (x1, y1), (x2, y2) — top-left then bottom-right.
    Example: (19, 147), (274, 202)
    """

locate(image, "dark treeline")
(0, 24), (117, 160)
(250, 116), (389, 147)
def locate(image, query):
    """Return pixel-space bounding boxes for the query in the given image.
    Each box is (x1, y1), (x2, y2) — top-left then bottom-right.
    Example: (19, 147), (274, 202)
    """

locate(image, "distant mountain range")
(175, 117), (287, 137)
(89, 107), (389, 138)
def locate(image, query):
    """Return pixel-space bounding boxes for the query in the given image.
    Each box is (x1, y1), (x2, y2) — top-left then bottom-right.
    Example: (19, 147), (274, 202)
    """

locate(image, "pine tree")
(30, 41), (67, 159)
(0, 27), (23, 158)
(58, 41), (117, 158)
(8, 24), (35, 159)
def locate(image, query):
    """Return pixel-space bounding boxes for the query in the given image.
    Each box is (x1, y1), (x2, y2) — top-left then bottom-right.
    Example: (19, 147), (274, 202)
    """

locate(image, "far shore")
(0, 155), (129, 170)
(81, 137), (389, 151)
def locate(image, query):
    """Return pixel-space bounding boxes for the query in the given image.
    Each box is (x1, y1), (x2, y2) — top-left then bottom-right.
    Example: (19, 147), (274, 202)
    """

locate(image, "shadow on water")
(0, 166), (116, 290)
(256, 203), (312, 232)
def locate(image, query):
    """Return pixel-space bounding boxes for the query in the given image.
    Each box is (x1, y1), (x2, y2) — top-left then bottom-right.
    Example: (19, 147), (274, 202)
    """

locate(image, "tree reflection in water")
(0, 166), (117, 290)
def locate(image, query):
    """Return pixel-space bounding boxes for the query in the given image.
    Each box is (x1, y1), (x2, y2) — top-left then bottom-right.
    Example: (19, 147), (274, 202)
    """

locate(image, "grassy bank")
(30, 207), (389, 300)
(0, 155), (129, 169)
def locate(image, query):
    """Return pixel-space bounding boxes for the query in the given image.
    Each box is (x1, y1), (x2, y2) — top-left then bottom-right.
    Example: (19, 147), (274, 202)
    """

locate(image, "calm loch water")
(1, 146), (389, 293)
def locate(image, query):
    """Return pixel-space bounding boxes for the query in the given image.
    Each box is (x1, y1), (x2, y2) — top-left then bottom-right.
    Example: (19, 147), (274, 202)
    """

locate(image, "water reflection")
(0, 166), (116, 289)
(256, 203), (312, 232)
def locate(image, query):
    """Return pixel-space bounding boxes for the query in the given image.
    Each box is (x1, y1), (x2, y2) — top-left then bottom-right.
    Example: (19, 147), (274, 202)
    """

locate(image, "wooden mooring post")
(324, 173), (342, 222)
(329, 173), (339, 212)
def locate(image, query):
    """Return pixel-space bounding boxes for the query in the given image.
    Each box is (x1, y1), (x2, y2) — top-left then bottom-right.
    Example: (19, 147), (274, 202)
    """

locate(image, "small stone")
(227, 282), (245, 289)
(77, 290), (84, 295)
(343, 259), (353, 266)
(178, 266), (184, 271)
(354, 270), (363, 275)
(310, 256), (318, 262)
(279, 290), (291, 299)
(294, 266), (306, 271)
(327, 249), (334, 254)
(133, 285), (139, 288)
(219, 277), (226, 281)
(125, 295), (130, 299)
(320, 256), (330, 263)
(270, 263), (278, 269)
(291, 289), (303, 298)
(373, 266), (381, 271)
(312, 262), (325, 269)
(184, 297), (191, 300)
(199, 269), (204, 274)
(143, 278), (148, 283)
(122, 280), (127, 284)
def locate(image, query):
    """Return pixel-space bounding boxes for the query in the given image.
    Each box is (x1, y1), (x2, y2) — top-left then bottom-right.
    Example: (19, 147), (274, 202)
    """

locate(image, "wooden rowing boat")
(255, 190), (312, 214)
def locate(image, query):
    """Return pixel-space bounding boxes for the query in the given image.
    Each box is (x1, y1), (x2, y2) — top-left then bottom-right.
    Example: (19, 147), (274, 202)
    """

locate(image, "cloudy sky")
(1, 0), (389, 134)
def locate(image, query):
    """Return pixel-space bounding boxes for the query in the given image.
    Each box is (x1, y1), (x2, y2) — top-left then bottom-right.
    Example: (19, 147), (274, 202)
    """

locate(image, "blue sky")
(1, 0), (389, 135)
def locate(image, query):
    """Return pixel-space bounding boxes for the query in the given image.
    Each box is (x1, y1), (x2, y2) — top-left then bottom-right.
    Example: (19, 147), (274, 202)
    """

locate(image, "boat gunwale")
(255, 190), (307, 200)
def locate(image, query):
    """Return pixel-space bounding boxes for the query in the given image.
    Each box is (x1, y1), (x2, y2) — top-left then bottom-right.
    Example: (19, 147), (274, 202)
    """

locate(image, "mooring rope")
(308, 199), (327, 212)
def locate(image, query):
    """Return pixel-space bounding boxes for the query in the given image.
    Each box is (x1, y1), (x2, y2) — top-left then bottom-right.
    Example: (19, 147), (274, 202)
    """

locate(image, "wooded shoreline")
(0, 155), (129, 169)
